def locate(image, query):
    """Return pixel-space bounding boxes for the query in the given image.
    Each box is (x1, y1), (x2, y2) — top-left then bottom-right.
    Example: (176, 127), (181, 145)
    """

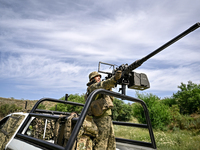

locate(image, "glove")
(114, 70), (122, 81)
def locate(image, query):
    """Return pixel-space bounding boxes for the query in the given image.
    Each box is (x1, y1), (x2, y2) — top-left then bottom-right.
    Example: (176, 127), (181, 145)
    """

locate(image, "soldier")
(86, 71), (121, 150)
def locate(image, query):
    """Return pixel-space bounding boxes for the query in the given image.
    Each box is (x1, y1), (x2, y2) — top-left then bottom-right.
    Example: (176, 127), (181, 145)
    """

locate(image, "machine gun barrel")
(124, 22), (200, 75)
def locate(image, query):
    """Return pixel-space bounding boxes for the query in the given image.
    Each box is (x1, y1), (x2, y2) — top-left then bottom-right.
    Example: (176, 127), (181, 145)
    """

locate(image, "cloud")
(0, 54), (87, 87)
(0, 0), (199, 100)
(137, 63), (200, 93)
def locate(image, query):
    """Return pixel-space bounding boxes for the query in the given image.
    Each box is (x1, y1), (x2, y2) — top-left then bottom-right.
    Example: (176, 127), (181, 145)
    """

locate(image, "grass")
(114, 125), (200, 150)
(0, 97), (37, 110)
(156, 130), (200, 150)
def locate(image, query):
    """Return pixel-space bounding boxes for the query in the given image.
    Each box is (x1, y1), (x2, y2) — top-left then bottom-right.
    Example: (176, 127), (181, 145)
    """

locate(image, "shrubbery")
(168, 104), (200, 130)
(0, 104), (22, 118)
(173, 81), (200, 114)
(132, 92), (171, 130)
(50, 94), (85, 114)
(132, 81), (200, 130)
(160, 97), (177, 107)
(112, 98), (133, 121)
(38, 104), (46, 109)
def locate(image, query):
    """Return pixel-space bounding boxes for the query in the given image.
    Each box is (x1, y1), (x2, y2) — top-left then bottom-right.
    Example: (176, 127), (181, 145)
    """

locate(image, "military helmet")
(89, 71), (101, 81)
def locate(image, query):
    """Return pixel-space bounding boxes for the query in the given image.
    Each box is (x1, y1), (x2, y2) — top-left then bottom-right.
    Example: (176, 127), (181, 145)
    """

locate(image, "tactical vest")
(86, 88), (114, 117)
(54, 113), (98, 149)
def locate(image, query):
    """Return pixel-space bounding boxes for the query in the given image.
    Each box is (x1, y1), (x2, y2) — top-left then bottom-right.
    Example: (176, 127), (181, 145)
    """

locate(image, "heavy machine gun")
(98, 22), (200, 95)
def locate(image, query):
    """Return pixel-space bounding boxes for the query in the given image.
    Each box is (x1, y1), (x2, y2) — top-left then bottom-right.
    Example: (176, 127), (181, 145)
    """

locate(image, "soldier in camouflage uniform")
(86, 71), (122, 150)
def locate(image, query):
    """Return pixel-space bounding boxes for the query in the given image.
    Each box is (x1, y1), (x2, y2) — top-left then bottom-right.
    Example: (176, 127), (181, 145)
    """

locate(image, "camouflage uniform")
(87, 72), (119, 150)
(93, 116), (115, 150)
(76, 115), (97, 150)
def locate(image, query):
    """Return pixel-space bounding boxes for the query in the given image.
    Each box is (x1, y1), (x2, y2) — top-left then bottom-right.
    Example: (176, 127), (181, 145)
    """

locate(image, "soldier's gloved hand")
(114, 70), (122, 81)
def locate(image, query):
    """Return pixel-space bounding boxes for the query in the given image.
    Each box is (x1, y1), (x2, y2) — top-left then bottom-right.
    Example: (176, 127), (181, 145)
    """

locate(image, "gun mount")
(98, 22), (200, 95)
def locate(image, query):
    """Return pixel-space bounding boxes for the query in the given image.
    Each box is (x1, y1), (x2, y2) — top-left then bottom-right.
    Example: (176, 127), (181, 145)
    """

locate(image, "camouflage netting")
(0, 114), (25, 150)
(30, 118), (55, 140)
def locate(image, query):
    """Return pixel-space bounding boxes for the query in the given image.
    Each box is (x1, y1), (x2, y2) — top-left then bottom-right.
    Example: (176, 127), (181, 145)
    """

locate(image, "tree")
(112, 98), (133, 121)
(132, 92), (171, 130)
(173, 81), (200, 114)
(161, 97), (177, 107)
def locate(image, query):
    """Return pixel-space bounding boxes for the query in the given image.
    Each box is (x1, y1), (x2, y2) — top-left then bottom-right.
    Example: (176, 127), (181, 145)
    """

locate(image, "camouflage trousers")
(93, 116), (116, 150)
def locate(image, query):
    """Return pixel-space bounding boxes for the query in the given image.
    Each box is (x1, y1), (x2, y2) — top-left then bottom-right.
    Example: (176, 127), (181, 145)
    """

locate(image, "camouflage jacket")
(87, 76), (117, 117)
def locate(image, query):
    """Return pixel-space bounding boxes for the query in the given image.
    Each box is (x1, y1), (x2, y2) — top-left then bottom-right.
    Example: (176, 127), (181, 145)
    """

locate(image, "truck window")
(0, 116), (9, 130)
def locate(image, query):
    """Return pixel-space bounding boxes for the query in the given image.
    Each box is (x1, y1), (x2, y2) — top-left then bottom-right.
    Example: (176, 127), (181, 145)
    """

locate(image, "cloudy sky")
(0, 0), (199, 100)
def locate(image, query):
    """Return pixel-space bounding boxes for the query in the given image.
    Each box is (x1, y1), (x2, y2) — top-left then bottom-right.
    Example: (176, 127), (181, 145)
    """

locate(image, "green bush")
(132, 92), (171, 130)
(173, 81), (200, 114)
(161, 97), (177, 107)
(112, 98), (133, 121)
(38, 104), (46, 110)
(0, 104), (22, 117)
(169, 105), (200, 130)
(50, 94), (85, 114)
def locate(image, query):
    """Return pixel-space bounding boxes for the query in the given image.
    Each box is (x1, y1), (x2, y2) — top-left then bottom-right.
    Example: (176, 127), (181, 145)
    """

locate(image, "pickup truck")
(0, 89), (157, 150)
